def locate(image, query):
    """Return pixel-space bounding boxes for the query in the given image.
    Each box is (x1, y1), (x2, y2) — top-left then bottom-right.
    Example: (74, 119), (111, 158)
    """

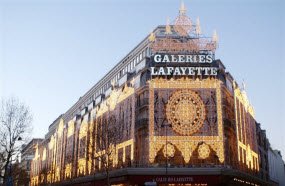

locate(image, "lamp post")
(7, 137), (22, 186)
(161, 123), (172, 186)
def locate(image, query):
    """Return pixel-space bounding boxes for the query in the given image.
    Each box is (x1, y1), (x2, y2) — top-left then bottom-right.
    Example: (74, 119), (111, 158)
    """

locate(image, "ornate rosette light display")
(166, 90), (206, 136)
(198, 143), (210, 159)
(162, 143), (176, 158)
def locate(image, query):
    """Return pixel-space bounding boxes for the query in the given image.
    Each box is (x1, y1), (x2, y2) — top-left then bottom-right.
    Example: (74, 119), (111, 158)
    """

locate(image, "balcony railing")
(136, 98), (149, 109)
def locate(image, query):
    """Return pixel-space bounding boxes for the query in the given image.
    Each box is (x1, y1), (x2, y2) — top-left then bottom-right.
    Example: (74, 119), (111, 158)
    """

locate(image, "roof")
(21, 138), (44, 153)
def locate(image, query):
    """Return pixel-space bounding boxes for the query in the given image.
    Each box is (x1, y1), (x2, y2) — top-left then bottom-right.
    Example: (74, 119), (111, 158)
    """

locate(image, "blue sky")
(0, 0), (284, 157)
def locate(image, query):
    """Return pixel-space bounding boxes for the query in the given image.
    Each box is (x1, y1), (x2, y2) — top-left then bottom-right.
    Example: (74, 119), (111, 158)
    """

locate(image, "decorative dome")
(174, 2), (192, 36)
(149, 2), (219, 53)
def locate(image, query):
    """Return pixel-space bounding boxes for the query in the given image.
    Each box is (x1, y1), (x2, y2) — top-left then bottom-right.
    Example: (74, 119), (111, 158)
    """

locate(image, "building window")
(132, 60), (135, 68)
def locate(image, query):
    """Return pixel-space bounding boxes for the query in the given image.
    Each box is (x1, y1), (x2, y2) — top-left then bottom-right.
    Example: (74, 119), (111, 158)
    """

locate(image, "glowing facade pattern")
(234, 84), (259, 171)
(30, 75), (262, 185)
(148, 78), (225, 164)
(166, 90), (206, 136)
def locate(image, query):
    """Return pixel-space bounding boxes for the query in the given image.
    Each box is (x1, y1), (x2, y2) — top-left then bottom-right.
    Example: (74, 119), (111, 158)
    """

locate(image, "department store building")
(30, 4), (272, 186)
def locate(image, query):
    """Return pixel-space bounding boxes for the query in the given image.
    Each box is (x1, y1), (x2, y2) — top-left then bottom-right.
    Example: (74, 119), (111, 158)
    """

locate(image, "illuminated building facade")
(30, 4), (273, 186)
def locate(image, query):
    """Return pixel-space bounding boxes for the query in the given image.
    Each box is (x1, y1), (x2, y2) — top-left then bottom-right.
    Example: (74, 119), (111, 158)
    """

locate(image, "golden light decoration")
(48, 135), (55, 150)
(165, 17), (172, 35)
(55, 167), (60, 182)
(47, 172), (52, 183)
(96, 84), (134, 118)
(198, 143), (210, 159)
(78, 158), (86, 175)
(166, 89), (206, 136)
(33, 144), (39, 160)
(79, 121), (88, 139)
(174, 1), (192, 36)
(150, 38), (199, 53)
(148, 31), (156, 42)
(148, 78), (225, 164)
(67, 120), (75, 138)
(246, 144), (253, 167)
(42, 148), (46, 161)
(40, 174), (45, 183)
(149, 2), (218, 54)
(114, 139), (134, 165)
(65, 163), (72, 179)
(162, 143), (175, 158)
(32, 176), (39, 186)
(57, 119), (64, 137)
(234, 84), (258, 170)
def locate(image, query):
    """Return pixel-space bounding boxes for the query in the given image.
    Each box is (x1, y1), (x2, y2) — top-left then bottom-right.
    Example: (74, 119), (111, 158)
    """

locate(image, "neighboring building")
(21, 138), (43, 186)
(30, 3), (281, 186)
(268, 147), (285, 186)
(256, 123), (270, 182)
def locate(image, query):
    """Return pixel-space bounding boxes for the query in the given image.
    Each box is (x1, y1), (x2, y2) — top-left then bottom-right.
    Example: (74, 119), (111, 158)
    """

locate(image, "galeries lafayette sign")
(151, 54), (218, 76)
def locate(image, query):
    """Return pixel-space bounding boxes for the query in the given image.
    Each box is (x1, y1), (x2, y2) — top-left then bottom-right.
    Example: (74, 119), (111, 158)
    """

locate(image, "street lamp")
(7, 136), (22, 186)
(161, 123), (172, 186)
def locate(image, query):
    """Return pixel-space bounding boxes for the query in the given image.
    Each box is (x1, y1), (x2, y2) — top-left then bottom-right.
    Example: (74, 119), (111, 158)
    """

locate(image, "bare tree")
(94, 114), (122, 186)
(0, 97), (32, 184)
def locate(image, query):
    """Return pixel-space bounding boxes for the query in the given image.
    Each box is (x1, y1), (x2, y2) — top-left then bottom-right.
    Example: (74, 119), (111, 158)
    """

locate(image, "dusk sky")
(0, 0), (284, 158)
